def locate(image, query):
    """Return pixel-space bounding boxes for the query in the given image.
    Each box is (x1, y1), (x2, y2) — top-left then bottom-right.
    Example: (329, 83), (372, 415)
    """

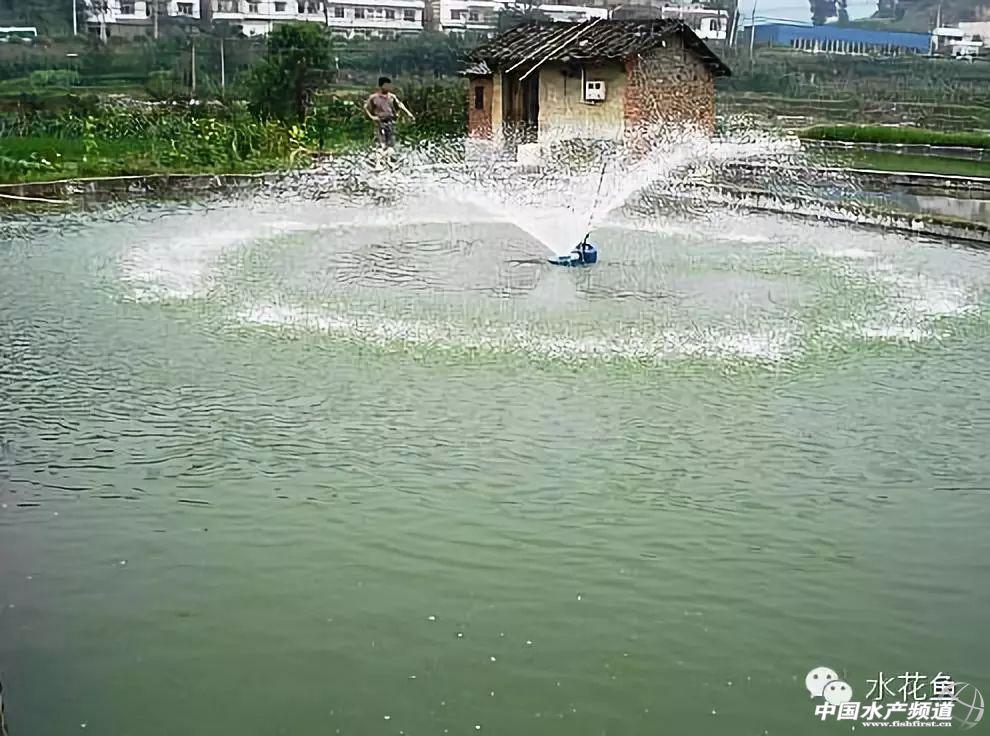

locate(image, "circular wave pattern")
(112, 190), (990, 368)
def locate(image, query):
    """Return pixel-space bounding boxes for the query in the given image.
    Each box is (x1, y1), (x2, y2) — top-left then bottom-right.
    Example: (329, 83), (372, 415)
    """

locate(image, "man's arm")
(392, 94), (415, 120)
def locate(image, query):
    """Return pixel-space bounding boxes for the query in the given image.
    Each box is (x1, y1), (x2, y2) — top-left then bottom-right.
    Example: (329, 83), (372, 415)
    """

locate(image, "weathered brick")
(467, 76), (494, 139)
(623, 38), (716, 135)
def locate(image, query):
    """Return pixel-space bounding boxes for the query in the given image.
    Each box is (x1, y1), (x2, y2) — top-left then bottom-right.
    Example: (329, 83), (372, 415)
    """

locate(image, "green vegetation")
(718, 50), (990, 109)
(0, 0), (77, 35)
(818, 149), (990, 177)
(0, 135), (276, 182)
(801, 124), (990, 148)
(0, 31), (481, 104)
(247, 23), (334, 123)
(1, 105), (305, 183)
(3, 15), (989, 189)
(0, 78), (466, 184)
(719, 92), (990, 132)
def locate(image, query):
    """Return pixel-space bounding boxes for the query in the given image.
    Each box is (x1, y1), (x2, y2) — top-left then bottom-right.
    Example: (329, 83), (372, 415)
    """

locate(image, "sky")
(735, 0), (877, 23)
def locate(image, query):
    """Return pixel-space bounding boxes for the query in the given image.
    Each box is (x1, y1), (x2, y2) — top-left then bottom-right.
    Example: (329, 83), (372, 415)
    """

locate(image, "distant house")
(752, 22), (931, 56)
(610, 4), (730, 41)
(464, 19), (731, 147)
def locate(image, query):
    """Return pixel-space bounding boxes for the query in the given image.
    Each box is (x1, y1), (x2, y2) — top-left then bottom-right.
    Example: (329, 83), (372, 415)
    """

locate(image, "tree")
(247, 22), (332, 123)
(837, 0), (849, 23)
(0, 0), (74, 35)
(809, 0), (836, 24)
(497, 4), (551, 31)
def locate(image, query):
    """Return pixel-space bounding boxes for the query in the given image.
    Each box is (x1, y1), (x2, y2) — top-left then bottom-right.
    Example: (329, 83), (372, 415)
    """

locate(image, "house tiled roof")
(469, 19), (731, 77)
(461, 60), (493, 76)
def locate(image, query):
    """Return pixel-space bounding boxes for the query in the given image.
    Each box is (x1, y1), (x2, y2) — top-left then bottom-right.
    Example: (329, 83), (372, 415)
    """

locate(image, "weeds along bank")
(0, 83), (467, 183)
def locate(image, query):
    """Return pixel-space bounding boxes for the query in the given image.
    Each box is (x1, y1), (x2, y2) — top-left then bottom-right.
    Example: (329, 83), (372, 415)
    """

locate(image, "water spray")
(548, 159), (607, 267)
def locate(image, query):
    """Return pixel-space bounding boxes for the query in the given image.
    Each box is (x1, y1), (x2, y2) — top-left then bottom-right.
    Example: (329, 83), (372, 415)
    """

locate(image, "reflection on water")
(1, 191), (990, 736)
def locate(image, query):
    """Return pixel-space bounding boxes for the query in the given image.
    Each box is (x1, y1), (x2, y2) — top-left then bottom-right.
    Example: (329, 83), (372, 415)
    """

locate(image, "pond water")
(1, 193), (989, 736)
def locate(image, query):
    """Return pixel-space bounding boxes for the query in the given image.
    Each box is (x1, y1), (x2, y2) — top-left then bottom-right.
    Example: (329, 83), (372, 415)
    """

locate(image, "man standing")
(364, 76), (415, 170)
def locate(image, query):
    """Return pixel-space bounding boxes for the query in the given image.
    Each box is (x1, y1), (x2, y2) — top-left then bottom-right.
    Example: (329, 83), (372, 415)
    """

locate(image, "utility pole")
(153, 0), (159, 40)
(930, 2), (941, 54)
(748, 4), (756, 60)
(220, 35), (226, 92)
(73, 0), (78, 35)
(191, 39), (197, 96)
(89, 0), (109, 42)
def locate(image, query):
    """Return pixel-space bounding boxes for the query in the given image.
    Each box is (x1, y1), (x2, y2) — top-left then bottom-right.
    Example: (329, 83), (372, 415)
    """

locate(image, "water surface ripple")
(1, 194), (989, 736)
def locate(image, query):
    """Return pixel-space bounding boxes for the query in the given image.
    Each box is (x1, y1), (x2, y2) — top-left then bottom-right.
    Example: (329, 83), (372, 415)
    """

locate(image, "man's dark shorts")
(376, 117), (396, 148)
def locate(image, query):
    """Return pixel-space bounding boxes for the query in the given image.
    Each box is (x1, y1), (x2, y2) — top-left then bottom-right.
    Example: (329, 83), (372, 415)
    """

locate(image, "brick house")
(464, 19), (731, 147)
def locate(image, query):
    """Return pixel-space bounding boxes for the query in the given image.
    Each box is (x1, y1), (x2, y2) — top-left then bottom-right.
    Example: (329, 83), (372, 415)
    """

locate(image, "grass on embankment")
(0, 136), (292, 184)
(822, 149), (990, 178)
(801, 125), (990, 149)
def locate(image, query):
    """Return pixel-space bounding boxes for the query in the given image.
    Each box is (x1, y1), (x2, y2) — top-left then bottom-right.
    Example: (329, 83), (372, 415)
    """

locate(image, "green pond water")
(1, 194), (989, 736)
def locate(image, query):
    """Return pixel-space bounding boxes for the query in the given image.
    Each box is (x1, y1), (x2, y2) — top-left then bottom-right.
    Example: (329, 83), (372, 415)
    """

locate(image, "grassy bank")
(0, 135), (293, 183)
(817, 149), (990, 178)
(0, 82), (465, 185)
(801, 125), (990, 149)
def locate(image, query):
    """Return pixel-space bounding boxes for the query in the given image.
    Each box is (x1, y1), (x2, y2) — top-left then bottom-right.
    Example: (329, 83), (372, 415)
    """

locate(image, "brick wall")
(623, 37), (716, 135)
(467, 76), (494, 139)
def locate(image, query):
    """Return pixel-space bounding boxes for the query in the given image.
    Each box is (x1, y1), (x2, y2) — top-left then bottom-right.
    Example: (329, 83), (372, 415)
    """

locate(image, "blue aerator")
(549, 235), (598, 267)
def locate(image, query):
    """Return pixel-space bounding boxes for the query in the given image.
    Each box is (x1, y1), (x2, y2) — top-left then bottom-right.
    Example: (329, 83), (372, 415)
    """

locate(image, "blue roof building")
(753, 23), (931, 55)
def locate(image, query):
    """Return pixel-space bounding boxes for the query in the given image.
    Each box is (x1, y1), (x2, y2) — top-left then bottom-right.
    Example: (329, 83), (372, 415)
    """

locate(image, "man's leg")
(379, 120), (395, 166)
(373, 122), (387, 171)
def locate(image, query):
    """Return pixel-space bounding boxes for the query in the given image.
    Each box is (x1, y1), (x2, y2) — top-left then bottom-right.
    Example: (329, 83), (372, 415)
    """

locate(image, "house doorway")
(502, 71), (540, 149)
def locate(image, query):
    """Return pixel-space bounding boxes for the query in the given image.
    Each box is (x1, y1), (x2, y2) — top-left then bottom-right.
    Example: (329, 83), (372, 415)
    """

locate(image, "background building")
(86, 0), (727, 38)
(87, 0), (424, 38)
(752, 21), (931, 54)
(466, 19), (731, 146)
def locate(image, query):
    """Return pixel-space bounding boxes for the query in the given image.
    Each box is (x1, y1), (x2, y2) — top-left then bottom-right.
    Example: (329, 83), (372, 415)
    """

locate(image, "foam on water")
(238, 304), (795, 364)
(110, 129), (989, 367)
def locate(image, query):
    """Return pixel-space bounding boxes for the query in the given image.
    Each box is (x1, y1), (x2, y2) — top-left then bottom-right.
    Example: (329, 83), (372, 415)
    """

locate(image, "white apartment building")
(435, 0), (605, 34)
(86, 0), (721, 39)
(86, 0), (201, 39)
(658, 5), (726, 41)
(215, 0), (424, 37)
(87, 0), (423, 38)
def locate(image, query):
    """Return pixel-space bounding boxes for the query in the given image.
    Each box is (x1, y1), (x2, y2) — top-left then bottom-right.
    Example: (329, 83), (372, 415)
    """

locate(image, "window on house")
(450, 9), (463, 18)
(146, 2), (152, 14)
(474, 85), (484, 110)
(298, 1), (305, 11)
(353, 6), (364, 17)
(468, 10), (478, 20)
(248, 1), (259, 11)
(274, 1), (286, 9)
(385, 8), (394, 18)
(120, 2), (135, 14)
(334, 5), (344, 15)
(177, 2), (193, 13)
(403, 8), (414, 20)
